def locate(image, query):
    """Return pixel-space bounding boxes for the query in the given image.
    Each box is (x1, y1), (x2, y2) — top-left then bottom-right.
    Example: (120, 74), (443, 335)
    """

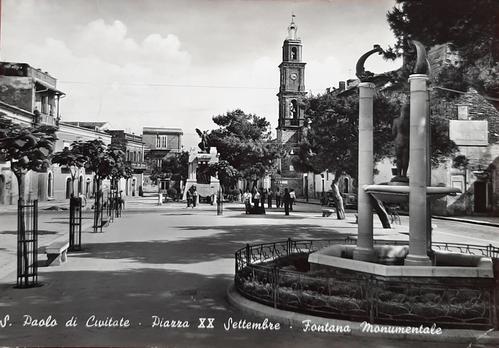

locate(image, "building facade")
(108, 130), (146, 196)
(0, 62), (113, 204)
(142, 127), (183, 169)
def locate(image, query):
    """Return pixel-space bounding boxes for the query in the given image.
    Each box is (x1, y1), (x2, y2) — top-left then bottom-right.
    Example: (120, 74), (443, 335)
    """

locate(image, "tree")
(51, 142), (89, 196)
(0, 114), (57, 285)
(294, 93), (396, 222)
(294, 93), (396, 179)
(0, 114), (57, 203)
(150, 151), (189, 193)
(207, 109), (283, 188)
(385, 0), (499, 98)
(106, 144), (133, 190)
(209, 160), (240, 193)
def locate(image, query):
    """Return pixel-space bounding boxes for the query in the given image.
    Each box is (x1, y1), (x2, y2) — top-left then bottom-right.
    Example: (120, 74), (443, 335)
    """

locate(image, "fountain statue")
(392, 102), (410, 180)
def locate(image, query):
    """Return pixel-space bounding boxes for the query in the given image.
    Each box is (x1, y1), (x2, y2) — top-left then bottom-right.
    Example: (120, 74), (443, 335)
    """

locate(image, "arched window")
(86, 178), (91, 196)
(291, 47), (297, 60)
(0, 174), (5, 205)
(290, 100), (298, 125)
(78, 176), (83, 195)
(343, 177), (349, 193)
(66, 178), (72, 199)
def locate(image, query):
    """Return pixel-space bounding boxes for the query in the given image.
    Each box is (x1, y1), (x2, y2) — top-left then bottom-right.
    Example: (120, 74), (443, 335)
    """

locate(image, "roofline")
(142, 127), (183, 134)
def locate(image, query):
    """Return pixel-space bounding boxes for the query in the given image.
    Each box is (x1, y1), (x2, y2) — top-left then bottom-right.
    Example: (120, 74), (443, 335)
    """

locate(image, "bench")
(322, 208), (335, 217)
(45, 241), (70, 266)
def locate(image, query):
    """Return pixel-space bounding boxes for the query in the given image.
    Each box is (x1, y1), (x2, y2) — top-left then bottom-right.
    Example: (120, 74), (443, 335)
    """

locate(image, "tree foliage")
(293, 93), (396, 179)
(63, 139), (132, 190)
(150, 151), (189, 184)
(209, 159), (239, 192)
(207, 109), (283, 181)
(386, 0), (499, 98)
(294, 92), (458, 179)
(0, 114), (57, 199)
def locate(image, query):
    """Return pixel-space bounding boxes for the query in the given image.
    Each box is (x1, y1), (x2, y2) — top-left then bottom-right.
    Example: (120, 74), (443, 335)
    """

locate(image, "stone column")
(405, 74), (432, 266)
(353, 82), (376, 262)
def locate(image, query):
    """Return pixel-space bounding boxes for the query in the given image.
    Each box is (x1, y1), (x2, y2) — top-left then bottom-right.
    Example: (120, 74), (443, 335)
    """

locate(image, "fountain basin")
(308, 245), (493, 278)
(364, 184), (461, 204)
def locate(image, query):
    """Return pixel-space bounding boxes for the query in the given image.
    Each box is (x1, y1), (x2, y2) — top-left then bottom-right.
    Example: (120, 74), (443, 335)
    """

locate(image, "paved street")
(0, 200), (496, 347)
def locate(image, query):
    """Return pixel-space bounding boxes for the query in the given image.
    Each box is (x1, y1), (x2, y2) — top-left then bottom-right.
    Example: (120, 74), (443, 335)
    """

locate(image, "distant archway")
(66, 178), (72, 199)
(78, 176), (83, 195)
(85, 178), (91, 196)
(0, 175), (5, 204)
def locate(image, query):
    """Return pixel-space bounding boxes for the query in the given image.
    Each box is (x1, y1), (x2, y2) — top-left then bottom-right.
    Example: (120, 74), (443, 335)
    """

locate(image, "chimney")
(339, 81), (346, 91)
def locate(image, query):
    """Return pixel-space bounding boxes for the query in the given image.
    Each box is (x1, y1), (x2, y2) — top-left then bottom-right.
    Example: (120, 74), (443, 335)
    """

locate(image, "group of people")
(242, 187), (296, 215)
(185, 185), (198, 208)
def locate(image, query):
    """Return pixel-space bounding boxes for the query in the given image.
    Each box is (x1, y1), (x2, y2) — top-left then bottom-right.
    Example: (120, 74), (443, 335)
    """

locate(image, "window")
(289, 165), (295, 172)
(157, 135), (168, 148)
(457, 105), (469, 120)
(291, 47), (297, 60)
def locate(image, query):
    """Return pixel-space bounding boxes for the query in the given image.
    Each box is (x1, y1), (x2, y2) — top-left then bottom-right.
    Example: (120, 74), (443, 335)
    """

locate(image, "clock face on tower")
(290, 73), (298, 80)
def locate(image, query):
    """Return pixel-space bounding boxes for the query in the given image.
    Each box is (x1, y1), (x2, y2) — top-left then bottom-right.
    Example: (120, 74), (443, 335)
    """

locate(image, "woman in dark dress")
(283, 188), (291, 216)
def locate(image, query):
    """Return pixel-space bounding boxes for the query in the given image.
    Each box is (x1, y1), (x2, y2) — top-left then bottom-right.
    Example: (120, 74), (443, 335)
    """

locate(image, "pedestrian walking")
(186, 189), (192, 207)
(283, 188), (291, 216)
(289, 189), (296, 211)
(267, 189), (273, 209)
(275, 187), (281, 208)
(253, 188), (261, 208)
(261, 188), (267, 208)
(191, 186), (198, 208)
(243, 189), (252, 214)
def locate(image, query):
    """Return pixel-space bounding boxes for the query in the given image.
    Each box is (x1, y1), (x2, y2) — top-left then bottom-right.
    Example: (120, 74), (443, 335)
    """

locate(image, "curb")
(432, 216), (499, 228)
(297, 201), (499, 228)
(226, 284), (493, 344)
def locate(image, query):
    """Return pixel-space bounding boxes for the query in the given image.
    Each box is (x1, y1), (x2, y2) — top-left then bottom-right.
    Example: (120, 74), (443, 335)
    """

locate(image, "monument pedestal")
(404, 254), (432, 266)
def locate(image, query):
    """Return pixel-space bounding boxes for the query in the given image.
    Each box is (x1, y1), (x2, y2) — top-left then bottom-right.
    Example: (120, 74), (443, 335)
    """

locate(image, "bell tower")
(277, 15), (307, 145)
(276, 15), (307, 196)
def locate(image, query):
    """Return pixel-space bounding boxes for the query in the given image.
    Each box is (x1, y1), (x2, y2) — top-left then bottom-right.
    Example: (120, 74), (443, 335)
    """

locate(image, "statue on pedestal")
(392, 102), (410, 181)
(195, 128), (210, 153)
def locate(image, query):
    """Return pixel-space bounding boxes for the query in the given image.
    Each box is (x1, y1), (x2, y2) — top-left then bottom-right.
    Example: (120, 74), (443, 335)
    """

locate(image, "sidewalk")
(297, 199), (499, 227)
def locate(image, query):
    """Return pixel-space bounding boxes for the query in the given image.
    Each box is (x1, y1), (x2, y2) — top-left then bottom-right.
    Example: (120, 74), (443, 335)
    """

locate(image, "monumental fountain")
(234, 41), (498, 329)
(181, 129), (220, 204)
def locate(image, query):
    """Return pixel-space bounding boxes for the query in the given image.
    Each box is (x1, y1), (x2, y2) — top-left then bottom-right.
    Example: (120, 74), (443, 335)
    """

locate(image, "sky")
(0, 0), (401, 149)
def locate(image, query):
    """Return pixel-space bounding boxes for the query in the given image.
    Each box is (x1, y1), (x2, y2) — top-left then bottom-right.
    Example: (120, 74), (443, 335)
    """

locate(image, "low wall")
(234, 238), (498, 329)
